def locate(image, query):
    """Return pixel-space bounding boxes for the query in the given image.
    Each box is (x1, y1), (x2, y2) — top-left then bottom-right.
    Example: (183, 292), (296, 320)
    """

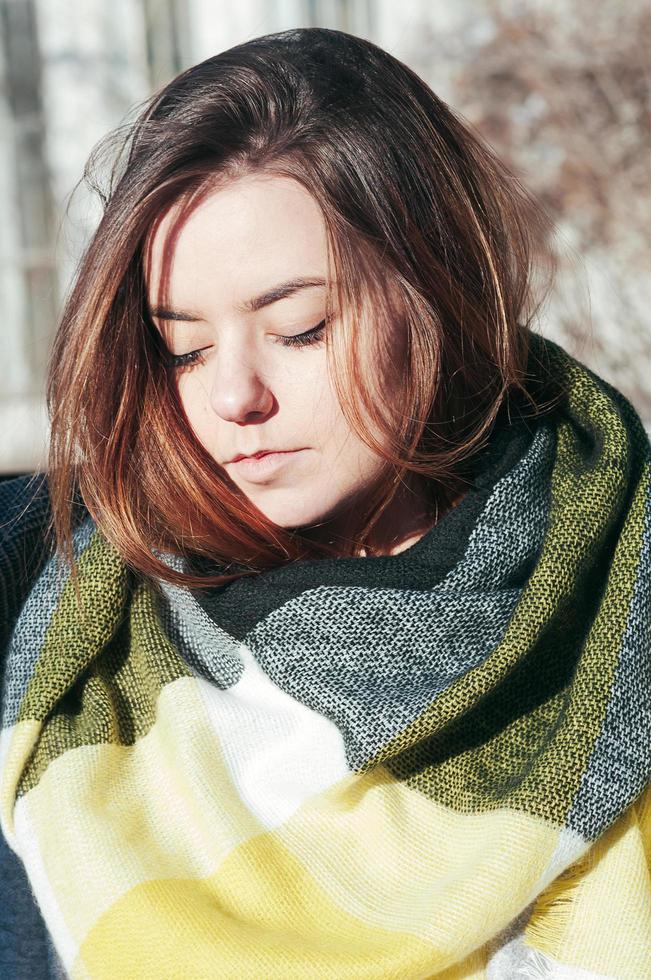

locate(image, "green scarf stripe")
(16, 531), (128, 725)
(367, 345), (648, 826)
(16, 534), (191, 799)
(9, 334), (650, 833)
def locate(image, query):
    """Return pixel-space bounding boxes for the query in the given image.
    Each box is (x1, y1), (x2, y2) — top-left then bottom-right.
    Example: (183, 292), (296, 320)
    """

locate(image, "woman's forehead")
(144, 175), (330, 303)
(147, 175), (325, 252)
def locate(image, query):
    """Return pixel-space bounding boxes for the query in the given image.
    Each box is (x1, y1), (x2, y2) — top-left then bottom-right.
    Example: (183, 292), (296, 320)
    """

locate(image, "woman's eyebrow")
(148, 276), (327, 321)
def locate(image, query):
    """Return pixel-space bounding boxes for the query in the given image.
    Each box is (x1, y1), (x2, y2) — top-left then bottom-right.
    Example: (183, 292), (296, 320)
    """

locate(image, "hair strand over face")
(45, 26), (566, 591)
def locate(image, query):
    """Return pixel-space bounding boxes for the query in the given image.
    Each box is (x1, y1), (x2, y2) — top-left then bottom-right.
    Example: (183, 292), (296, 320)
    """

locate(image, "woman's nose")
(208, 351), (274, 423)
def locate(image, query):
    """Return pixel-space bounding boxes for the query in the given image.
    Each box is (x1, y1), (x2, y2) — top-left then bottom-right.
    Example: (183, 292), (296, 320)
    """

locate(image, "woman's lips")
(227, 449), (307, 481)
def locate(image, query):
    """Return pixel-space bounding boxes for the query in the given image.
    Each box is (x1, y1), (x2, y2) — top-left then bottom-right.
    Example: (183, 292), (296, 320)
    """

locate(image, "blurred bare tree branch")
(410, 0), (651, 419)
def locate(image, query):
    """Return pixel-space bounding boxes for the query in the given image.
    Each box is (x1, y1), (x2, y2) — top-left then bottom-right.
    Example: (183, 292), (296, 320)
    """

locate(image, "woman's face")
(145, 174), (396, 531)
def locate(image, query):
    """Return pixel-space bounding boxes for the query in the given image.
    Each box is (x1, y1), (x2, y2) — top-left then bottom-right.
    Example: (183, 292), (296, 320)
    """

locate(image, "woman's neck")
(297, 475), (465, 558)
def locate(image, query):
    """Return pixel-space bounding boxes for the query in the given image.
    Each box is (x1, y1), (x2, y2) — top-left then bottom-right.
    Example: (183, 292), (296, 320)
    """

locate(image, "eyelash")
(168, 318), (327, 370)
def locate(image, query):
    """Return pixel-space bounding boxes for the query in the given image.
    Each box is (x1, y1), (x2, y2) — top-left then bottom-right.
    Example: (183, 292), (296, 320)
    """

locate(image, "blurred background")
(1, 0), (650, 475)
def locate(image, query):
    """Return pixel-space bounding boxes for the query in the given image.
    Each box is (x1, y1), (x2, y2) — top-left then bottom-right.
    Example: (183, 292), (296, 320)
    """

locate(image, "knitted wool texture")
(1, 334), (650, 979)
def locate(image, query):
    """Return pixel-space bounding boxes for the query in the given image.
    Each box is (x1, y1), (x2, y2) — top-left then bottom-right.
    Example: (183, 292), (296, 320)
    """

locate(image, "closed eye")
(167, 318), (327, 370)
(275, 318), (326, 349)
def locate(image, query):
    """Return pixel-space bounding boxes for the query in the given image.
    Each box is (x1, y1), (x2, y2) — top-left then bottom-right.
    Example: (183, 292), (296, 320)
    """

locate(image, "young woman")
(1, 26), (650, 979)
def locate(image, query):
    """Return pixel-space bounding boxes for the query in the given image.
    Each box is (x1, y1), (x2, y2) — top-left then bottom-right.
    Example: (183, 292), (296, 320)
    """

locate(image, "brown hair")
(46, 26), (564, 589)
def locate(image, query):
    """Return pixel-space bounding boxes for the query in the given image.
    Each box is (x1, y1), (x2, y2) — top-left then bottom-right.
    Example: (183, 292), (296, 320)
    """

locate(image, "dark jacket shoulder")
(0, 473), (65, 977)
(0, 473), (55, 652)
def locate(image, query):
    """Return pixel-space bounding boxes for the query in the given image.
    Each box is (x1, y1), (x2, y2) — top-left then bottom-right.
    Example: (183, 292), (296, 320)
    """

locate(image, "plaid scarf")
(2, 334), (650, 979)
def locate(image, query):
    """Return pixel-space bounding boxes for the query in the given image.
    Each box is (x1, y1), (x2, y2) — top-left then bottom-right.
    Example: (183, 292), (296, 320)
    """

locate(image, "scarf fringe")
(510, 949), (558, 979)
(522, 846), (593, 959)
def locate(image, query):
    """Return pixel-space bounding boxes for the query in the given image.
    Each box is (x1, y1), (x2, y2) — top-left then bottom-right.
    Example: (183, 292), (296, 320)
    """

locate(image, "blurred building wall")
(1, 0), (649, 474)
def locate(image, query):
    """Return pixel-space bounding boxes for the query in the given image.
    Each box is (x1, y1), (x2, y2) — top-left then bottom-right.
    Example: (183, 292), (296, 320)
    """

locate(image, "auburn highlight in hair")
(45, 27), (564, 590)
